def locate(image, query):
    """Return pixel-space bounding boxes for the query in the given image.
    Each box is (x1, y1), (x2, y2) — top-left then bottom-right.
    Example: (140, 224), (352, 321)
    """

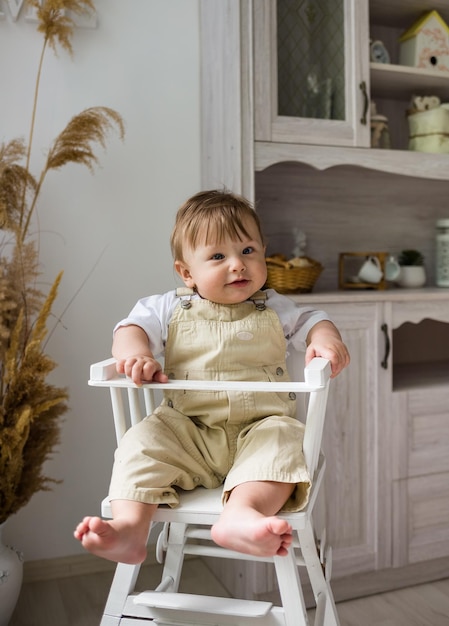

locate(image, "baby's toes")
(74, 516), (92, 537)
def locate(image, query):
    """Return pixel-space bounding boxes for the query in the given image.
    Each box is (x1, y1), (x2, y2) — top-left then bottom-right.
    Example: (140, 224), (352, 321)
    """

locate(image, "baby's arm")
(112, 324), (168, 386)
(305, 320), (350, 378)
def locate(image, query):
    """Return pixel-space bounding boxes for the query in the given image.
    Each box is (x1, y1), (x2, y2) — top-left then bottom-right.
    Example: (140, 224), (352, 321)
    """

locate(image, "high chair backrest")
(89, 354), (331, 482)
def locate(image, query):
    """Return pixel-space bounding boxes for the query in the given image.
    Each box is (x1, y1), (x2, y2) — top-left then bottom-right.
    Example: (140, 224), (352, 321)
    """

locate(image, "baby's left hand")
(305, 321), (350, 378)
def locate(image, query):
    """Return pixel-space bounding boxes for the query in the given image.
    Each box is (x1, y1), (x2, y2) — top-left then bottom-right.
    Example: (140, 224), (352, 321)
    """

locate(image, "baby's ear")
(174, 261), (195, 287)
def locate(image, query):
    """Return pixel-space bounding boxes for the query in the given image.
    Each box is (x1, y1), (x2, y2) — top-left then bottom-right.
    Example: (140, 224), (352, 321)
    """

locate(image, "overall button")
(276, 367), (284, 376)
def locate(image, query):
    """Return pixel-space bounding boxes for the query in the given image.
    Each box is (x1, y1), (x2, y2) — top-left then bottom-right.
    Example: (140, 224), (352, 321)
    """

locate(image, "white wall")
(1, 0), (201, 561)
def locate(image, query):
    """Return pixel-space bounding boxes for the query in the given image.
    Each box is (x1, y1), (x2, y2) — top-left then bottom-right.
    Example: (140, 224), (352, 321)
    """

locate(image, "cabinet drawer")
(393, 472), (449, 566)
(406, 388), (449, 478)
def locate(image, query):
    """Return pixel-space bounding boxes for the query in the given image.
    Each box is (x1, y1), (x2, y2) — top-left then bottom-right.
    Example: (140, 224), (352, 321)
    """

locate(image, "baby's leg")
(211, 481), (295, 557)
(74, 500), (157, 564)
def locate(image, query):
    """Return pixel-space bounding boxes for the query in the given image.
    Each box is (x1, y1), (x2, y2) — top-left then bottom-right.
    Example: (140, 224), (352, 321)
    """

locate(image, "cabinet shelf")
(392, 318), (449, 390)
(393, 360), (449, 391)
(370, 0), (449, 28)
(370, 63), (449, 101)
(254, 140), (449, 180)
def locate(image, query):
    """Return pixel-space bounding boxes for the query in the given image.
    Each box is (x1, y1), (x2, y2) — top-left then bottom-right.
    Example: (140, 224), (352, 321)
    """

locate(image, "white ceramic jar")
(436, 219), (449, 287)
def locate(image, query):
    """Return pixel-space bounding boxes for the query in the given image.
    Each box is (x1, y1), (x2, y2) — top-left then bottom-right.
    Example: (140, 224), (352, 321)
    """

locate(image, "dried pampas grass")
(0, 0), (124, 523)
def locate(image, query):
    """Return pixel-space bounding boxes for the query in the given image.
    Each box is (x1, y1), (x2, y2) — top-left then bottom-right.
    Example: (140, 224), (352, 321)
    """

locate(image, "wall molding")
(22, 551), (160, 583)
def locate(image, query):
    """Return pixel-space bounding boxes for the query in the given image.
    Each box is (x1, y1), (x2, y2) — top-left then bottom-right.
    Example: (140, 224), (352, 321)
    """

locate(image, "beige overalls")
(109, 291), (311, 512)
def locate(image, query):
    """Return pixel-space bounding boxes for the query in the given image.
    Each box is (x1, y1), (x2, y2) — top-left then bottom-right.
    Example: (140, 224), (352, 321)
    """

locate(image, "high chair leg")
(158, 522), (189, 592)
(100, 562), (142, 625)
(297, 520), (340, 626)
(273, 550), (309, 626)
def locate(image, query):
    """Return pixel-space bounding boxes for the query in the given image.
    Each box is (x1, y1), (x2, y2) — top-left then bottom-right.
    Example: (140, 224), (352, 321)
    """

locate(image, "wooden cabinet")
(251, 0), (449, 180)
(263, 292), (449, 599)
(199, 2), (449, 599)
(388, 301), (449, 568)
(296, 293), (449, 600)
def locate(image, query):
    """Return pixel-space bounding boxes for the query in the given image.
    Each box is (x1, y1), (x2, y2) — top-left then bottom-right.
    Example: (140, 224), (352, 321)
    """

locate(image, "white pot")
(397, 266), (426, 288)
(0, 522), (23, 626)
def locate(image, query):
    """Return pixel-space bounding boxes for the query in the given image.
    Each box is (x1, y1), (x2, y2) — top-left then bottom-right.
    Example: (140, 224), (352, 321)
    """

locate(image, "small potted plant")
(397, 249), (426, 288)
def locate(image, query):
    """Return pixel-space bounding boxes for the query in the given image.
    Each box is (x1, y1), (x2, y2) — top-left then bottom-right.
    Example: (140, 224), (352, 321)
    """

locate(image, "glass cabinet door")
(277, 1), (345, 121)
(254, 0), (370, 148)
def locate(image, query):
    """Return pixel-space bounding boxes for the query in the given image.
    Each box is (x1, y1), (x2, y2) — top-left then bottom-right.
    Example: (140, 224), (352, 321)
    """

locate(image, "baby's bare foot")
(211, 515), (293, 557)
(74, 516), (147, 564)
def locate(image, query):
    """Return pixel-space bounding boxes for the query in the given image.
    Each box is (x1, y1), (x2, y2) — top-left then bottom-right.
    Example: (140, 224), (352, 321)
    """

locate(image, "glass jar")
(436, 219), (449, 287)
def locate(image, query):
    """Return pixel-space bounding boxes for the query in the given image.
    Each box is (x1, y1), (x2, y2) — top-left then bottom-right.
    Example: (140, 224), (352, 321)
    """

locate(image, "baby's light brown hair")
(170, 189), (265, 262)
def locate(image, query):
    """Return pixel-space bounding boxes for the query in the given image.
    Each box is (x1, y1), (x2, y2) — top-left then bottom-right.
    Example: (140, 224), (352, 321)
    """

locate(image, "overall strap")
(175, 287), (195, 309)
(249, 290), (267, 311)
(176, 287), (195, 297)
(175, 287), (268, 310)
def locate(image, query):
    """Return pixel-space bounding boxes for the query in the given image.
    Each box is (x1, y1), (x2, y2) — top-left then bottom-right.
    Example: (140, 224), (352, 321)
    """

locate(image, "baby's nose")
(230, 256), (246, 271)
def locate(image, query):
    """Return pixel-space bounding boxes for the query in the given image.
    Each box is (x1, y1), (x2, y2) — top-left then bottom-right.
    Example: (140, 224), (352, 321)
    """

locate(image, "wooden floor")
(10, 558), (449, 626)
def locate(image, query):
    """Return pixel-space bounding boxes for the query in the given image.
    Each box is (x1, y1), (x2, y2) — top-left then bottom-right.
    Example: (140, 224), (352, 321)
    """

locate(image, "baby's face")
(175, 217), (267, 304)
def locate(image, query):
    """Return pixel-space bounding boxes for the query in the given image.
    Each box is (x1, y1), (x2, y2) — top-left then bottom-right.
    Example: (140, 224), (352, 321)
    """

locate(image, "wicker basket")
(265, 256), (323, 294)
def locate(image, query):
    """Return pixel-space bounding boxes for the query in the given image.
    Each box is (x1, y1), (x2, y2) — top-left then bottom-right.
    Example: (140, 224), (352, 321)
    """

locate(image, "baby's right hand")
(115, 355), (169, 386)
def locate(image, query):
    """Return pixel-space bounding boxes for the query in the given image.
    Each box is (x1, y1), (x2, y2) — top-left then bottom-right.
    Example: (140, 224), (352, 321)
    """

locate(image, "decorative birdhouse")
(399, 10), (449, 72)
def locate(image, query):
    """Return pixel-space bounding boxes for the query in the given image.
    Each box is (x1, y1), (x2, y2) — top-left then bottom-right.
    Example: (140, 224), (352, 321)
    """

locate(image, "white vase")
(0, 522), (23, 626)
(397, 266), (426, 288)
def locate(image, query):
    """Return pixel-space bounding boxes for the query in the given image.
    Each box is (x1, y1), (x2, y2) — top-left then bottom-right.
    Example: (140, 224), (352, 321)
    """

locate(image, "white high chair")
(88, 355), (340, 626)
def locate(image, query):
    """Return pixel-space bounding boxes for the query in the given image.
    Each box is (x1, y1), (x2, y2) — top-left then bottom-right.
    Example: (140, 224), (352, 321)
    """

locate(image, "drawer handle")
(359, 80), (368, 125)
(381, 323), (390, 369)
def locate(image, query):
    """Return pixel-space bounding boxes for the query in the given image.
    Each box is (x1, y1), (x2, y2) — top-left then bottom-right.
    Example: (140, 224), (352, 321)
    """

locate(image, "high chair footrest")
(134, 591), (272, 617)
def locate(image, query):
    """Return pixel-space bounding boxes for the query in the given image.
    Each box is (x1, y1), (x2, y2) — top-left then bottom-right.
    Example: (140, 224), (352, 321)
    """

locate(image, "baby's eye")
(242, 247), (254, 255)
(211, 253), (225, 260)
